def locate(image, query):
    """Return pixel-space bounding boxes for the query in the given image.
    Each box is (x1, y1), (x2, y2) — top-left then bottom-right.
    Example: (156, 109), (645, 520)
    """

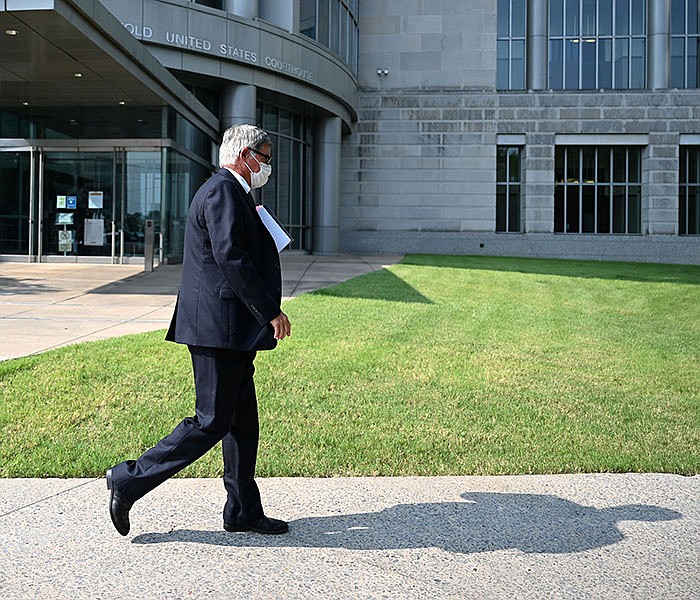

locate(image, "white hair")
(219, 124), (271, 167)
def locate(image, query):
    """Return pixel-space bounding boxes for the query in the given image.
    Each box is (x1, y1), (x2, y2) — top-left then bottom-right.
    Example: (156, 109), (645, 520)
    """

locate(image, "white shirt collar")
(224, 166), (251, 194)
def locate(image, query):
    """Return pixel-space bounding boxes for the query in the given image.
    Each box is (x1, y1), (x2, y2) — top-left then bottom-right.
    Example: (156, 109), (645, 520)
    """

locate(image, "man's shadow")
(132, 491), (681, 554)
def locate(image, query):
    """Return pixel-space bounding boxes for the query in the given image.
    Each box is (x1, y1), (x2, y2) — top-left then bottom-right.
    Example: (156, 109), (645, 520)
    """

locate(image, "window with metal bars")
(679, 146), (700, 235)
(496, 146), (523, 232)
(554, 146), (642, 234)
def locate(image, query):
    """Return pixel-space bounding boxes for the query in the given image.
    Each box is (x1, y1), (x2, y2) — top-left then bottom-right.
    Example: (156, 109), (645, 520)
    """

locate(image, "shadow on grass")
(402, 254), (700, 285)
(132, 491), (680, 555)
(311, 269), (433, 304)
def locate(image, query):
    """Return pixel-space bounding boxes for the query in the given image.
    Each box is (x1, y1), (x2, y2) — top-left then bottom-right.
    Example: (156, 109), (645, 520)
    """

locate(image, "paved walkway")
(0, 256), (698, 599)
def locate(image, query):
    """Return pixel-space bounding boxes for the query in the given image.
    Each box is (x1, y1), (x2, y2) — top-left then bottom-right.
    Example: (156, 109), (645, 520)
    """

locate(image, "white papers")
(84, 218), (105, 246)
(256, 205), (293, 252)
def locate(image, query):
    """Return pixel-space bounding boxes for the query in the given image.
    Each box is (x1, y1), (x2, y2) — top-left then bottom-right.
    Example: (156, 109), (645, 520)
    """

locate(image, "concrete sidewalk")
(1, 256), (698, 599)
(0, 474), (698, 599)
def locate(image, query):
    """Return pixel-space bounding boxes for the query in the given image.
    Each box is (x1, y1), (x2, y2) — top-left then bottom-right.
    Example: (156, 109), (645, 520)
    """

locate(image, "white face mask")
(246, 152), (272, 189)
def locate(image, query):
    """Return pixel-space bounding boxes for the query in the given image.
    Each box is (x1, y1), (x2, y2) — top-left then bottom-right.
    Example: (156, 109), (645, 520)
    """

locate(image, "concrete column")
(312, 116), (342, 255)
(225, 0), (258, 19)
(648, 0), (670, 89)
(527, 0), (548, 89)
(221, 84), (256, 129)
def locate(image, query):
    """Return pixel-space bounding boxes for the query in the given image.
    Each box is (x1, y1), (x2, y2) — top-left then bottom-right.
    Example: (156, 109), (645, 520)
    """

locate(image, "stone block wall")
(341, 0), (700, 263)
(340, 89), (700, 263)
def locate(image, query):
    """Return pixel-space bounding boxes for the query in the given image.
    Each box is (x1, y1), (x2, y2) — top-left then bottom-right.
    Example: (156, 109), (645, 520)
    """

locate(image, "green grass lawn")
(1, 255), (698, 478)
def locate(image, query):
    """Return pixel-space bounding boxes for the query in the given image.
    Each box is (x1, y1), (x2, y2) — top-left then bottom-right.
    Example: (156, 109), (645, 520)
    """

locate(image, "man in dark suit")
(106, 124), (291, 536)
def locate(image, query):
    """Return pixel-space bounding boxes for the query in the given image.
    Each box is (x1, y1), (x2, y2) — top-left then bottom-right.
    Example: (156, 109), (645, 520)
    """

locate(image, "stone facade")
(340, 0), (700, 264)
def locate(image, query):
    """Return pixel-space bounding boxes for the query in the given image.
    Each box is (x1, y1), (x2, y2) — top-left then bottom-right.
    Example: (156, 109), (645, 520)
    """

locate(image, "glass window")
(340, 8), (348, 60)
(330, 0), (340, 54)
(299, 1), (358, 74)
(565, 39), (580, 88)
(164, 149), (211, 259)
(318, 0), (329, 47)
(123, 152), (162, 258)
(566, 0), (581, 35)
(257, 101), (313, 250)
(671, 0), (700, 88)
(631, 0), (645, 34)
(554, 146), (642, 234)
(690, 0), (699, 34)
(582, 0), (597, 36)
(548, 0), (646, 90)
(582, 39), (597, 88)
(599, 0), (613, 35)
(497, 0), (527, 90)
(615, 0), (629, 35)
(511, 40), (526, 89)
(498, 0), (511, 37)
(614, 37), (629, 87)
(300, 0), (316, 38)
(599, 38), (613, 87)
(0, 152), (31, 254)
(550, 0), (564, 35)
(689, 38), (699, 87)
(497, 41), (511, 89)
(193, 0), (223, 8)
(496, 146), (522, 232)
(549, 40), (564, 88)
(630, 38), (646, 88)
(671, 0), (686, 34)
(512, 0), (526, 37)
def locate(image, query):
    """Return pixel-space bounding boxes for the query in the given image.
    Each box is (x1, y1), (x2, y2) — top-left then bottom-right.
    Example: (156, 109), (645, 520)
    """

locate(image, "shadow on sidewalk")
(132, 491), (681, 554)
(0, 276), (61, 295)
(88, 265), (182, 295)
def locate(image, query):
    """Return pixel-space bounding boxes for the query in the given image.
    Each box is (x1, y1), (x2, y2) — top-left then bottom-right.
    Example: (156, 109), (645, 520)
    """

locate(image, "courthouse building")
(1, 0), (699, 264)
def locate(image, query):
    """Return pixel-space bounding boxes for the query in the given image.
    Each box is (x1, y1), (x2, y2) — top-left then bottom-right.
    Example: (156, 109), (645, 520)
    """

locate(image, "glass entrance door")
(0, 151), (32, 255)
(0, 146), (168, 261)
(42, 152), (115, 258)
(122, 151), (162, 258)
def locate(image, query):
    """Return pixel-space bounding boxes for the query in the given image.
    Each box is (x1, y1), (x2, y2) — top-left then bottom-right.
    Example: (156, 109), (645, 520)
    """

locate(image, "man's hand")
(270, 311), (291, 340)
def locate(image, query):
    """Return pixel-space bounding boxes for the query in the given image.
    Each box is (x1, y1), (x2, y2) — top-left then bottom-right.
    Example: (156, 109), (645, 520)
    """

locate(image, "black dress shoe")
(224, 515), (289, 535)
(106, 468), (132, 536)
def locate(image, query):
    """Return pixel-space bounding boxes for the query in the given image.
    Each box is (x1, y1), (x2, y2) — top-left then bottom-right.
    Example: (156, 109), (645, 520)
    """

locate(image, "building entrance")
(0, 146), (163, 263)
(42, 151), (115, 258)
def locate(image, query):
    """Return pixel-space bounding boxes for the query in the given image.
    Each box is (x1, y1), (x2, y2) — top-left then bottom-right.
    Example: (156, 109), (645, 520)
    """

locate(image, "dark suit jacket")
(166, 168), (282, 351)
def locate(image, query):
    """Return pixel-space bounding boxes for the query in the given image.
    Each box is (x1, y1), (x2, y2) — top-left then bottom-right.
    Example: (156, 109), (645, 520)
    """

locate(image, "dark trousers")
(110, 345), (263, 526)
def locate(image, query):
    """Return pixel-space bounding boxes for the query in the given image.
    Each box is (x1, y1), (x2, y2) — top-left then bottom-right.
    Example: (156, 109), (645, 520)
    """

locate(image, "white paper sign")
(88, 191), (104, 209)
(58, 229), (73, 252)
(84, 218), (104, 246)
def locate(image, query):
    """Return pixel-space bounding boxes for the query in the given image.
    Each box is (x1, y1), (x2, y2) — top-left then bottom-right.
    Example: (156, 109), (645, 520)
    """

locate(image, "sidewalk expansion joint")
(0, 478), (100, 519)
